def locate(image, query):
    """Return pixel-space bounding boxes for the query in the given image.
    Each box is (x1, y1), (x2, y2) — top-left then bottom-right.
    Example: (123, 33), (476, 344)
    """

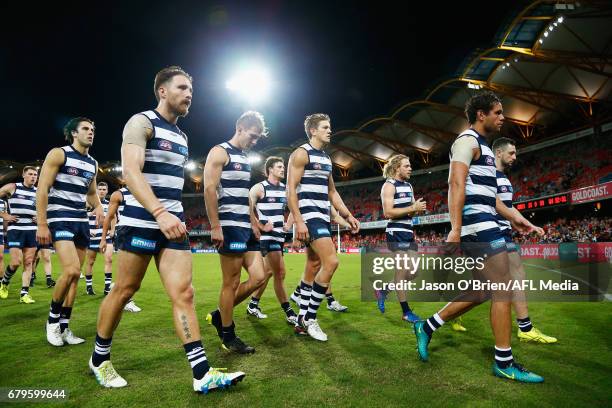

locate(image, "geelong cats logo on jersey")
(158, 140), (172, 151)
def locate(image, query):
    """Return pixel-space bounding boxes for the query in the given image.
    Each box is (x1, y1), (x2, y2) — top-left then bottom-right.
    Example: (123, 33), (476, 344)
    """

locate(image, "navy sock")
(400, 301), (411, 314)
(325, 293), (336, 305)
(517, 316), (533, 332)
(281, 302), (296, 317)
(248, 297), (260, 309)
(222, 325), (236, 343)
(298, 281), (312, 321)
(184, 340), (210, 380)
(423, 313), (445, 337)
(20, 286), (29, 296)
(494, 346), (513, 369)
(92, 334), (112, 367)
(2, 265), (17, 285)
(305, 281), (327, 321)
(104, 273), (112, 292)
(48, 300), (63, 324)
(59, 307), (72, 333)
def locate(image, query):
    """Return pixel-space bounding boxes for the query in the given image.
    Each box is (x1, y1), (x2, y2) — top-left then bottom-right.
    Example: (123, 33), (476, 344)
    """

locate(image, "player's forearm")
(384, 206), (416, 219)
(448, 181), (465, 231)
(87, 191), (102, 210)
(36, 188), (50, 225)
(203, 186), (220, 227)
(330, 191), (351, 218)
(286, 187), (304, 224)
(124, 168), (163, 214)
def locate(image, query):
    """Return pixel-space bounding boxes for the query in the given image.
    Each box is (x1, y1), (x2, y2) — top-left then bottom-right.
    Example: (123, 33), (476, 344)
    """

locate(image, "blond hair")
(382, 154), (409, 179)
(236, 111), (268, 136)
(304, 113), (330, 138)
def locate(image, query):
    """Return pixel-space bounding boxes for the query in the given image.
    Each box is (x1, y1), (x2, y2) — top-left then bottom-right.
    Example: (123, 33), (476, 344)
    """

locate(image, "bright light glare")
(247, 154), (262, 164)
(225, 67), (272, 104)
(114, 166), (122, 172)
(185, 161), (197, 170)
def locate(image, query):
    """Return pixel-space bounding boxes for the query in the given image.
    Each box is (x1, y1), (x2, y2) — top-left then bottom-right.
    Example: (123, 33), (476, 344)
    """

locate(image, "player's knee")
(175, 285), (195, 306)
(324, 256), (339, 272)
(66, 266), (82, 279)
(114, 283), (138, 303)
(275, 267), (286, 281)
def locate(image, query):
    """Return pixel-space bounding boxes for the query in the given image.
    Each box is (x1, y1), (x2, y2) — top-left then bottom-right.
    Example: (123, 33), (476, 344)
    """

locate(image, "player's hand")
(32, 216), (37, 224)
(211, 225), (223, 249)
(283, 222), (291, 233)
(347, 215), (360, 234)
(2, 213), (18, 222)
(100, 238), (107, 253)
(512, 217), (543, 235)
(445, 228), (461, 256)
(93, 205), (105, 228)
(36, 224), (51, 246)
(261, 222), (274, 233)
(156, 211), (187, 241)
(412, 198), (427, 214)
(295, 221), (309, 242)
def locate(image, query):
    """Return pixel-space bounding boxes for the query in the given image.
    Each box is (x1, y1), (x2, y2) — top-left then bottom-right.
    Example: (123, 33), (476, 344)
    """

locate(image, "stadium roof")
(263, 0), (612, 177)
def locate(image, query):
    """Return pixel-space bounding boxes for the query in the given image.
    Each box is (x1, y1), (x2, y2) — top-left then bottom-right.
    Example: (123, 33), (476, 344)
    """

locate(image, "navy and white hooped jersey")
(117, 187), (129, 221)
(217, 142), (251, 230)
(88, 198), (109, 241)
(118, 110), (188, 230)
(0, 199), (5, 233)
(450, 129), (498, 236)
(7, 183), (37, 231)
(47, 146), (97, 224)
(256, 180), (286, 243)
(495, 170), (513, 231)
(297, 143), (332, 224)
(383, 178), (414, 238)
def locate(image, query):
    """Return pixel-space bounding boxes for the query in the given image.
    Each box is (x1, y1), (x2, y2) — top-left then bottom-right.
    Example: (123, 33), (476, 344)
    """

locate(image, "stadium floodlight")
(225, 66), (272, 105)
(544, 31), (549, 37)
(185, 161), (197, 171)
(114, 166), (122, 172)
(558, 16), (564, 23)
(247, 154), (262, 164)
(538, 39), (543, 44)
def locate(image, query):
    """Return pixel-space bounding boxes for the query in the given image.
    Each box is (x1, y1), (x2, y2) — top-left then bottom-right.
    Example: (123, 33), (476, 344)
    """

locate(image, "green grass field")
(0, 254), (610, 407)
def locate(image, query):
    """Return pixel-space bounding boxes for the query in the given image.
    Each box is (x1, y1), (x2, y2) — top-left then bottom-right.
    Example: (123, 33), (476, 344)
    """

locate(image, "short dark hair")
(264, 156), (284, 177)
(63, 117), (94, 144)
(97, 181), (108, 188)
(464, 91), (502, 124)
(492, 137), (516, 153)
(22, 166), (37, 174)
(153, 66), (193, 102)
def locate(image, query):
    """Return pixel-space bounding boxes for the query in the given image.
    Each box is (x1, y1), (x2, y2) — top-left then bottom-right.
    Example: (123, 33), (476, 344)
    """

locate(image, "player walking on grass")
(491, 137), (557, 344)
(90, 66), (244, 392)
(376, 154), (426, 322)
(412, 91), (545, 383)
(83, 182), (113, 296)
(286, 113), (360, 341)
(204, 111), (268, 354)
(0, 167), (40, 303)
(99, 186), (141, 312)
(246, 156), (303, 326)
(38, 117), (102, 346)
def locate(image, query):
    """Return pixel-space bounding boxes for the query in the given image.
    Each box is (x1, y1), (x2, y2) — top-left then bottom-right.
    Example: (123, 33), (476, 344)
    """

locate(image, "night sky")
(4, 1), (519, 164)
